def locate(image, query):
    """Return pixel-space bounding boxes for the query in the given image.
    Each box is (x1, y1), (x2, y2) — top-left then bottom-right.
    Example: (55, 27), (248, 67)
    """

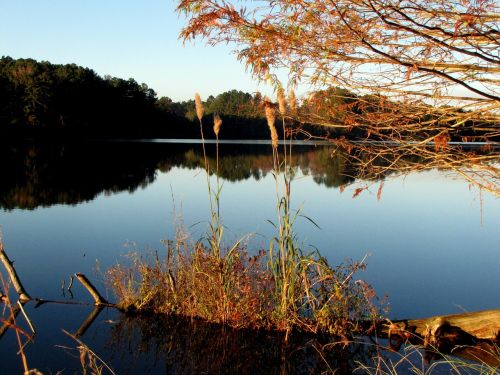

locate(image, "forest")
(0, 56), (273, 139)
(0, 56), (487, 141)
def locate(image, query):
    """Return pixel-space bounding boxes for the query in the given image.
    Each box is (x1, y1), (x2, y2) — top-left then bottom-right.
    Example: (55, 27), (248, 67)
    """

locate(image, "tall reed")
(194, 93), (223, 258)
(212, 112), (223, 258)
(107, 91), (381, 339)
(266, 89), (313, 338)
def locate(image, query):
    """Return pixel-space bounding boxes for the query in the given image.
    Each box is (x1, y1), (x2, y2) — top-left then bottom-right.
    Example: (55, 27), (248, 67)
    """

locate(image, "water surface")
(0, 140), (498, 373)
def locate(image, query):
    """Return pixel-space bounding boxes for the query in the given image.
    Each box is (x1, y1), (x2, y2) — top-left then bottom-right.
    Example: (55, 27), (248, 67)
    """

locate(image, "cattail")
(277, 87), (286, 116)
(289, 88), (297, 116)
(264, 96), (278, 148)
(195, 93), (204, 122)
(213, 113), (222, 136)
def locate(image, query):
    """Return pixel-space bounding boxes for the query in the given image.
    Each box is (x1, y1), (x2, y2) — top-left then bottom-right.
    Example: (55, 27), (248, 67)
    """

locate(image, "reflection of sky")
(1, 167), (499, 320)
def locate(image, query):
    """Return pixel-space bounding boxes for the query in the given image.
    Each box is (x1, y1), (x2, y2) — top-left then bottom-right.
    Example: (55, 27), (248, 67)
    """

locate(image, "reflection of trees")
(160, 144), (359, 187)
(0, 142), (161, 210)
(333, 140), (500, 195)
(1, 141), (496, 210)
(300, 147), (356, 188)
(107, 314), (376, 375)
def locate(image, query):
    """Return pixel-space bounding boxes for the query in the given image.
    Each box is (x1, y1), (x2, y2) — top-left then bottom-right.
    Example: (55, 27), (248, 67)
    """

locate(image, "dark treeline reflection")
(0, 141), (366, 210)
(106, 314), (376, 374)
(1, 141), (160, 210)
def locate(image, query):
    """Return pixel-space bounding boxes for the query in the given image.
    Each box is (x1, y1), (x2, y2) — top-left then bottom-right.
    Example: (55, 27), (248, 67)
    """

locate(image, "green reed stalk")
(213, 113), (223, 259)
(195, 94), (223, 259)
(107, 91), (380, 338)
(266, 92), (301, 338)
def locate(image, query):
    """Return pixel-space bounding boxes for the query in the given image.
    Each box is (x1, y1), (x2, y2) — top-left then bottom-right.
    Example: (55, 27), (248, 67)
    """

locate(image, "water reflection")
(3, 140), (497, 211)
(1, 140), (499, 373)
(107, 314), (376, 375)
(0, 142), (157, 210)
(0, 141), (361, 210)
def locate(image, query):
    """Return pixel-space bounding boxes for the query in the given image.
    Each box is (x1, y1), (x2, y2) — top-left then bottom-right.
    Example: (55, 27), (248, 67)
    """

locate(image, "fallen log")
(383, 309), (500, 341)
(0, 243), (31, 302)
(75, 273), (109, 306)
(372, 309), (500, 367)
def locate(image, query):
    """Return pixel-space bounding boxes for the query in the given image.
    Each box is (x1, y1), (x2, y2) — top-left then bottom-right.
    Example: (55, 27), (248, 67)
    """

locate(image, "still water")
(0, 140), (498, 373)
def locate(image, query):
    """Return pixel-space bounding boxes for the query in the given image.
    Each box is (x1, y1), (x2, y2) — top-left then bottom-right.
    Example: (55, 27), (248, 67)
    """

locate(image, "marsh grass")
(59, 330), (116, 375)
(356, 341), (500, 375)
(106, 92), (382, 339)
(0, 273), (37, 374)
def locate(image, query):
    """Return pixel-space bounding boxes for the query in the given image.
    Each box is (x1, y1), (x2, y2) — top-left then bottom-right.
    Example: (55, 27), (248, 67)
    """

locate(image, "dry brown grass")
(106, 236), (381, 337)
(106, 92), (383, 339)
(107, 243), (275, 329)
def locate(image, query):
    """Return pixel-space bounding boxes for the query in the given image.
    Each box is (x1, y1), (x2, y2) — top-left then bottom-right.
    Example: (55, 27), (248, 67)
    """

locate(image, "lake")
(0, 140), (499, 374)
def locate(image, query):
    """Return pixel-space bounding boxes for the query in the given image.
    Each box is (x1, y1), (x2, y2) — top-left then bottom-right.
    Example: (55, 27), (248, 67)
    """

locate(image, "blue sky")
(0, 0), (270, 101)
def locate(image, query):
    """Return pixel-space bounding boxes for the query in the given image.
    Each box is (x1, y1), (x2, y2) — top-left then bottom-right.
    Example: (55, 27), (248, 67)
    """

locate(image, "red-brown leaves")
(352, 187), (366, 198)
(434, 133), (450, 151)
(377, 181), (384, 201)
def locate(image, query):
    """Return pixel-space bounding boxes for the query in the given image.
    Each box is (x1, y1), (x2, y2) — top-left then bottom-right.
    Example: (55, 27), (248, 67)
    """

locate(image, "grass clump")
(106, 241), (378, 336)
(107, 241), (274, 329)
(356, 341), (500, 374)
(106, 92), (382, 339)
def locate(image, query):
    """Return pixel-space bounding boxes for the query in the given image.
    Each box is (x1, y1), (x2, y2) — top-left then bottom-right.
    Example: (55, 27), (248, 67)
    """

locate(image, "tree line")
(0, 57), (281, 139)
(0, 56), (491, 141)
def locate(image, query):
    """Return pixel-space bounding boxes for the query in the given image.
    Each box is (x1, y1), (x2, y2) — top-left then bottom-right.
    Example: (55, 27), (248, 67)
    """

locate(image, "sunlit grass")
(106, 92), (381, 338)
(356, 341), (500, 375)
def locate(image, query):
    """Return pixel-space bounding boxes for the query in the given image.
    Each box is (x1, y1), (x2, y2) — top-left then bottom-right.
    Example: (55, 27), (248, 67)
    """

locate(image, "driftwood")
(75, 273), (108, 306)
(0, 243), (31, 302)
(382, 309), (500, 341)
(373, 309), (500, 367)
(0, 244), (109, 307)
(0, 244), (114, 345)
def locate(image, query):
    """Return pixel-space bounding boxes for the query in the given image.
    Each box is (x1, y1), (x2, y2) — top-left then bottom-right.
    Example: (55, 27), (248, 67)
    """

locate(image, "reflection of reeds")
(63, 330), (116, 375)
(108, 314), (377, 374)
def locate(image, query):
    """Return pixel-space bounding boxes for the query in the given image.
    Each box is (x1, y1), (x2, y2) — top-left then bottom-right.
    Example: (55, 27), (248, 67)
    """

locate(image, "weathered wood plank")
(371, 309), (500, 368)
(385, 309), (500, 340)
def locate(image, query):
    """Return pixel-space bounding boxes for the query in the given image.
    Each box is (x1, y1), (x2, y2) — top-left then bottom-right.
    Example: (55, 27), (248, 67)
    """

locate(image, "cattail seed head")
(269, 125), (278, 148)
(289, 88), (297, 115)
(264, 96), (278, 148)
(213, 113), (222, 136)
(195, 93), (204, 122)
(277, 87), (286, 115)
